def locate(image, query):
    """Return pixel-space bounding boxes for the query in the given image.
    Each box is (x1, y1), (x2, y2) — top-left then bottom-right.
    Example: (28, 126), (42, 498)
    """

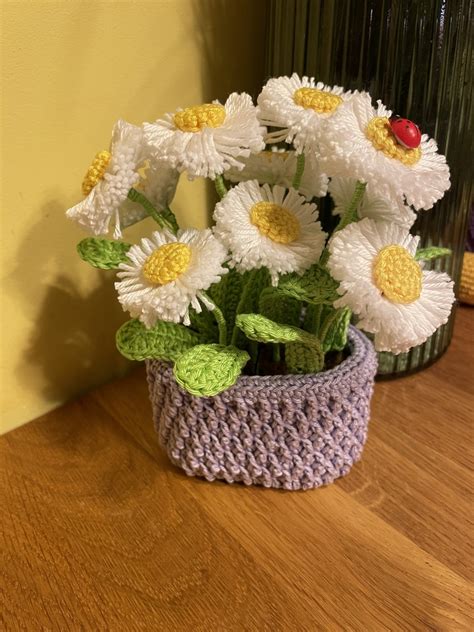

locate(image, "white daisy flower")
(116, 229), (228, 327)
(213, 180), (327, 285)
(329, 177), (416, 229)
(327, 218), (455, 353)
(66, 120), (145, 238)
(224, 148), (328, 200)
(257, 73), (352, 153)
(318, 92), (450, 210)
(119, 158), (180, 229)
(143, 93), (265, 180)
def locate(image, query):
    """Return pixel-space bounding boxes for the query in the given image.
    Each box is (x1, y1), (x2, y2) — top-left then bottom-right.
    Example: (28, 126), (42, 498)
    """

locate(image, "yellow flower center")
(250, 201), (300, 244)
(142, 243), (192, 285)
(373, 245), (422, 304)
(174, 103), (226, 133)
(82, 150), (112, 196)
(366, 117), (421, 165)
(293, 88), (343, 114)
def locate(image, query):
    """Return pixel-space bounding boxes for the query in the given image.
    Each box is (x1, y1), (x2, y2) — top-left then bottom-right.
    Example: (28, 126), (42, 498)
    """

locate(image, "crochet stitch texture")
(146, 326), (377, 490)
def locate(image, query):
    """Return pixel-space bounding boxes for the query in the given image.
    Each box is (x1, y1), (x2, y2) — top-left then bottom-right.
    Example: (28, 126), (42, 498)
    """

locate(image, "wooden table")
(2, 307), (473, 630)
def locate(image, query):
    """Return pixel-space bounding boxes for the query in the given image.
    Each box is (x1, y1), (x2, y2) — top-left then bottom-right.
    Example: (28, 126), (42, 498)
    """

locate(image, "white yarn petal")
(225, 148), (328, 200)
(115, 229), (228, 327)
(143, 93), (265, 180)
(66, 119), (146, 238)
(329, 177), (416, 229)
(327, 218), (455, 353)
(257, 73), (353, 153)
(318, 93), (450, 210)
(213, 180), (327, 285)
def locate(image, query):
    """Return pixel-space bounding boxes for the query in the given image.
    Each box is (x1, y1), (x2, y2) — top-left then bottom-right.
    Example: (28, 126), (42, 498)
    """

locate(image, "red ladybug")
(389, 116), (421, 149)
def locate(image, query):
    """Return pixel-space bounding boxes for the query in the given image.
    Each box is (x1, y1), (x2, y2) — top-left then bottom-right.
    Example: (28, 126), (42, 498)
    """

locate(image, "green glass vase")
(266, 0), (473, 375)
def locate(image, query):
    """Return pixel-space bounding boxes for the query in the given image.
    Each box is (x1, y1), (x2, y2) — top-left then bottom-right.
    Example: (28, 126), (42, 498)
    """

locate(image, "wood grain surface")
(1, 307), (473, 631)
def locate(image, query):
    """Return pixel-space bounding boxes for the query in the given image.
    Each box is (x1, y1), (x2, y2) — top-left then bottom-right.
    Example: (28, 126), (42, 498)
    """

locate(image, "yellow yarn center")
(250, 202), (300, 244)
(373, 245), (422, 304)
(174, 104), (226, 133)
(142, 243), (192, 285)
(365, 117), (421, 165)
(293, 88), (343, 114)
(82, 150), (112, 196)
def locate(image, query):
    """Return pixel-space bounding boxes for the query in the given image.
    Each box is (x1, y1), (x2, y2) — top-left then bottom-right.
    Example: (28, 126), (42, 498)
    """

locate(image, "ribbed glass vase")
(266, 0), (473, 375)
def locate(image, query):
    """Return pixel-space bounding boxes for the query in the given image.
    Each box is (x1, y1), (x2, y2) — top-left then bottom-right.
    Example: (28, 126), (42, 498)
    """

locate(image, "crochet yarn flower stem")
(200, 292), (227, 345)
(127, 187), (177, 233)
(292, 152), (306, 190)
(320, 180), (367, 266)
(230, 269), (260, 347)
(335, 180), (367, 232)
(214, 175), (228, 199)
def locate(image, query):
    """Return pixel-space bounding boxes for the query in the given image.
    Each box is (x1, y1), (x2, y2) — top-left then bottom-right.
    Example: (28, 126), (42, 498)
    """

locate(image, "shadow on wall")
(12, 198), (130, 405)
(190, 0), (270, 218)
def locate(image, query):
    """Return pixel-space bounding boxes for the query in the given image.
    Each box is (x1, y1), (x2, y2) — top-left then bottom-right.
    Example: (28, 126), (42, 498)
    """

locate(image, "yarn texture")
(146, 326), (377, 491)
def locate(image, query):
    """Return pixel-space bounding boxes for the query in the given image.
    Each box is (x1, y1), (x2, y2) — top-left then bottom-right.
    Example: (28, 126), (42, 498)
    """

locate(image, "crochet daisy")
(327, 218), (455, 353)
(116, 229), (228, 327)
(257, 73), (352, 153)
(143, 93), (265, 180)
(66, 120), (146, 238)
(329, 177), (416, 229)
(318, 92), (450, 210)
(213, 180), (327, 285)
(224, 148), (328, 200)
(119, 158), (180, 229)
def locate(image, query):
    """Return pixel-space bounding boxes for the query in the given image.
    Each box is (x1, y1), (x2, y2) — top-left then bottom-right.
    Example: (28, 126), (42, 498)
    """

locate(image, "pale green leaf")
(77, 238), (131, 269)
(173, 344), (250, 397)
(415, 247), (452, 261)
(116, 319), (203, 362)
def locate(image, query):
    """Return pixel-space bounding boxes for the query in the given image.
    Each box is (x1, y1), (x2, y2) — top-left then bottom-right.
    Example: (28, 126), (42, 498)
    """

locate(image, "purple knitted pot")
(146, 326), (377, 491)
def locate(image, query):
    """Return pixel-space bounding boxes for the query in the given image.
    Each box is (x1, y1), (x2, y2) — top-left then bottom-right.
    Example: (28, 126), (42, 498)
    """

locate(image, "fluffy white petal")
(213, 180), (327, 285)
(66, 120), (146, 237)
(225, 148), (328, 199)
(257, 73), (353, 153)
(327, 217), (455, 353)
(115, 229), (228, 327)
(143, 93), (265, 180)
(329, 176), (416, 229)
(318, 93), (450, 210)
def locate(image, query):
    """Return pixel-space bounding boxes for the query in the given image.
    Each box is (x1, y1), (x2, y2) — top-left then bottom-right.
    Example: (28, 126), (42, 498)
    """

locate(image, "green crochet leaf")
(285, 342), (324, 374)
(319, 306), (352, 352)
(173, 344), (250, 397)
(116, 319), (203, 362)
(415, 247), (452, 261)
(276, 264), (339, 305)
(208, 268), (244, 343)
(77, 238), (131, 269)
(236, 313), (322, 348)
(259, 288), (301, 326)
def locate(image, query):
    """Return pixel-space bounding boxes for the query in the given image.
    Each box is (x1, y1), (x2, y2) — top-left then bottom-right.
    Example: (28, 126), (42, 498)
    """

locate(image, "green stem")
(214, 175), (228, 199)
(230, 269), (259, 347)
(335, 180), (366, 232)
(292, 153), (305, 189)
(127, 188), (177, 233)
(319, 309), (340, 345)
(201, 292), (227, 346)
(273, 343), (281, 363)
(320, 180), (367, 266)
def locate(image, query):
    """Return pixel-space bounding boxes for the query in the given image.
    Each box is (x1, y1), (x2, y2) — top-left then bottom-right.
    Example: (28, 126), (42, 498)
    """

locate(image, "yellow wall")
(1, 0), (268, 433)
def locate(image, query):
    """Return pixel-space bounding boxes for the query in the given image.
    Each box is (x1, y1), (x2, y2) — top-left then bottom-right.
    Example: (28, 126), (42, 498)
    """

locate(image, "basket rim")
(147, 325), (377, 394)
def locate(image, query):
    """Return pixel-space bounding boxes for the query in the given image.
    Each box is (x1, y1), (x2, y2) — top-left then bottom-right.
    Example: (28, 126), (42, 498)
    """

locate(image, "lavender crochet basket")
(146, 326), (377, 490)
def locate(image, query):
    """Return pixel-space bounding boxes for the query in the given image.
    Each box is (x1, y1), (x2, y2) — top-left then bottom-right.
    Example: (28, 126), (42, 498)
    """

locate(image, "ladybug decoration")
(389, 116), (422, 149)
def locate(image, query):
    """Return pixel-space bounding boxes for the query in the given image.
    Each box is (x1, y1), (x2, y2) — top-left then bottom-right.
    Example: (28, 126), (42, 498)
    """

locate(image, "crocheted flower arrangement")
(67, 73), (455, 397)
